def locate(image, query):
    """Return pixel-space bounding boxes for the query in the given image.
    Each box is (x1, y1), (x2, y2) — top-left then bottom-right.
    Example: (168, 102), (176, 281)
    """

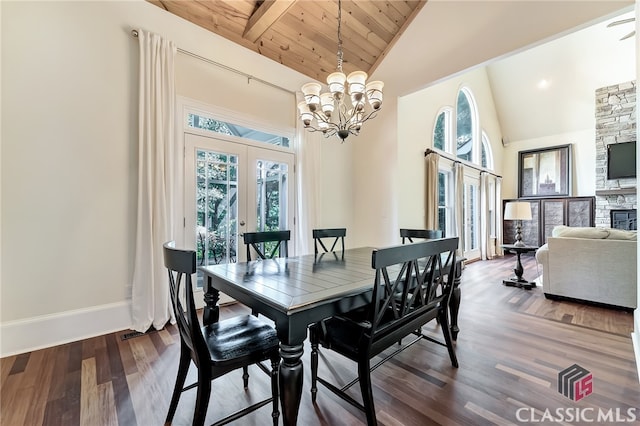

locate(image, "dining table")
(199, 246), (464, 426)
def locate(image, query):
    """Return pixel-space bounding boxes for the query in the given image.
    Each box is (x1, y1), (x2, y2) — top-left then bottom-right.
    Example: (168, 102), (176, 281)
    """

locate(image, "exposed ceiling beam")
(243, 0), (298, 43)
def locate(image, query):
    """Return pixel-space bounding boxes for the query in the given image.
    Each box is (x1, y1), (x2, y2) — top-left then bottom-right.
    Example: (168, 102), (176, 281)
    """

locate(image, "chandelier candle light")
(298, 0), (384, 142)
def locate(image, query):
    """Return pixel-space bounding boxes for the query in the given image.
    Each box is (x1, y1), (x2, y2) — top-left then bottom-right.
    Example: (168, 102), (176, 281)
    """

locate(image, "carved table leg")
(203, 276), (220, 326)
(279, 343), (304, 426)
(513, 252), (524, 282)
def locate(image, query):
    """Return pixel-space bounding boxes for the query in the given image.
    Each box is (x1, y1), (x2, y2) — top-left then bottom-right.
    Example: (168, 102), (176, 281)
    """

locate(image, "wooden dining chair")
(312, 228), (346, 257)
(243, 230), (291, 261)
(310, 238), (459, 426)
(400, 228), (443, 243)
(163, 242), (280, 426)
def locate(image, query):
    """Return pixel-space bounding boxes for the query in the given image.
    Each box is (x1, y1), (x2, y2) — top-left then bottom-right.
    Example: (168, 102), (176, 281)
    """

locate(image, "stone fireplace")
(594, 81), (636, 227)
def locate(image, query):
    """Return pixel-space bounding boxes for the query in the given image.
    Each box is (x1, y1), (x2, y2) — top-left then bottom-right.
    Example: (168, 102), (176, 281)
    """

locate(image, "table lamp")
(504, 201), (532, 247)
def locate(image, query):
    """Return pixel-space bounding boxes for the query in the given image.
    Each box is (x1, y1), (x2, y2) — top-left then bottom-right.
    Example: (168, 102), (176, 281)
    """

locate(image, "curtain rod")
(131, 29), (294, 95)
(425, 148), (502, 178)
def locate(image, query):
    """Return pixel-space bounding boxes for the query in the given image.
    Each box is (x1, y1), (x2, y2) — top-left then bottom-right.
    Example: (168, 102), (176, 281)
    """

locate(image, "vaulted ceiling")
(146, 0), (426, 83)
(147, 1), (636, 143)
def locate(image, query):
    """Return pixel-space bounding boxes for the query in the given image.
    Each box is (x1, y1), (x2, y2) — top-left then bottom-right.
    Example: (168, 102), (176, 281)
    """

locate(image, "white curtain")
(131, 30), (177, 332)
(294, 92), (321, 255)
(425, 152), (440, 230)
(495, 177), (504, 256)
(453, 162), (465, 257)
(479, 172), (490, 260)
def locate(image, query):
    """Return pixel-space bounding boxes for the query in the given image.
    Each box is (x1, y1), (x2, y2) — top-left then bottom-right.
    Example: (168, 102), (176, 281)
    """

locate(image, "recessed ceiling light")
(537, 79), (551, 90)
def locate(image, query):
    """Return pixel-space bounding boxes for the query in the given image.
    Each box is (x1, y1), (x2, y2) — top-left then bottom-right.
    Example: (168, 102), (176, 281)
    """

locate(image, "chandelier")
(297, 0), (384, 142)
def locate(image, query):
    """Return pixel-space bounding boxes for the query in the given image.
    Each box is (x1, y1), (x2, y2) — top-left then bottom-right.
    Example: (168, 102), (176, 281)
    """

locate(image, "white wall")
(317, 138), (355, 241)
(396, 67), (504, 229)
(350, 94), (399, 249)
(2, 1), (137, 323)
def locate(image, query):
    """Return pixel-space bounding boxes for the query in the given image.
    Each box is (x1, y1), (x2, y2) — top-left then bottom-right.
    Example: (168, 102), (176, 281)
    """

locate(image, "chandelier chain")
(336, 0), (343, 72)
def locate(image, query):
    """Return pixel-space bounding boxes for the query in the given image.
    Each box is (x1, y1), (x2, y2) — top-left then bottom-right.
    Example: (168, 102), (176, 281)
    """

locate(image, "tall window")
(456, 89), (475, 162)
(431, 87), (496, 261)
(438, 170), (453, 236)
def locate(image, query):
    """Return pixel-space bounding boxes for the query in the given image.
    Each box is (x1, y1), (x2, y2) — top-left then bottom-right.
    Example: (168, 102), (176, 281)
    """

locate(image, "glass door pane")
(196, 149), (238, 267)
(185, 134), (247, 291)
(248, 147), (295, 255)
(464, 176), (480, 260)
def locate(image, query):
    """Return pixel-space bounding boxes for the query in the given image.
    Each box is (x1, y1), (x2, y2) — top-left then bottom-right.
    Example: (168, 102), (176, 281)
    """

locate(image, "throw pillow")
(551, 225), (609, 239)
(606, 228), (637, 240)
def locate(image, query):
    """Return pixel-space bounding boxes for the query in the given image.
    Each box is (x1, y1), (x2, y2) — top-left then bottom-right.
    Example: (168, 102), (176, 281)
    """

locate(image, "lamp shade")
(504, 201), (532, 221)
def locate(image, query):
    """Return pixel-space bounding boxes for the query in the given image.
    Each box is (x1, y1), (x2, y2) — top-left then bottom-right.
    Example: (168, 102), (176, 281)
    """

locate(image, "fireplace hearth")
(611, 209), (637, 230)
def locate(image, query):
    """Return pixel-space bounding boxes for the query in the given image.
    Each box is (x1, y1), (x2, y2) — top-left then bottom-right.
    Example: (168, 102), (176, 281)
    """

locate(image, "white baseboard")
(0, 301), (132, 358)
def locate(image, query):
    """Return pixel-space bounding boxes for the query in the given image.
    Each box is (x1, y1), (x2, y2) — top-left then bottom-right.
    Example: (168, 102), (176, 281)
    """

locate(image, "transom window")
(481, 131), (493, 169)
(456, 89), (474, 162)
(433, 108), (452, 151)
(188, 112), (291, 148)
(432, 87), (493, 171)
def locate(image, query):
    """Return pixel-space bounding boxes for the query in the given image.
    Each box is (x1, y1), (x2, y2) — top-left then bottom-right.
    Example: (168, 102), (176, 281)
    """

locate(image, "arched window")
(433, 107), (452, 151)
(456, 88), (478, 162)
(481, 130), (494, 170)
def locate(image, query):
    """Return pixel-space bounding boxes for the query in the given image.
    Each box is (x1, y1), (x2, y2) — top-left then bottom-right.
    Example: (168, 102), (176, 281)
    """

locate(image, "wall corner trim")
(0, 301), (132, 357)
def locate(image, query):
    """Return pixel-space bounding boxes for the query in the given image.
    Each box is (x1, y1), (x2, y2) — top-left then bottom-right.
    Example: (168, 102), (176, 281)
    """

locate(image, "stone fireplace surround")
(594, 81), (636, 228)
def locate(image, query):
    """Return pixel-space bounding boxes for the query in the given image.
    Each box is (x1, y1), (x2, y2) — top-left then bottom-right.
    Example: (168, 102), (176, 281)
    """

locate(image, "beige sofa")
(535, 226), (637, 309)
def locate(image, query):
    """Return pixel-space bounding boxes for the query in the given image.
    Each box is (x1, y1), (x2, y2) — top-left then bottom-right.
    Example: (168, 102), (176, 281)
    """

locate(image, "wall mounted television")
(607, 141), (636, 180)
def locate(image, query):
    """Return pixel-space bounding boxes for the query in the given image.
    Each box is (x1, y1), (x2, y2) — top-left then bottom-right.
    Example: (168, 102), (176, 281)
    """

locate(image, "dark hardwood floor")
(2, 254), (638, 425)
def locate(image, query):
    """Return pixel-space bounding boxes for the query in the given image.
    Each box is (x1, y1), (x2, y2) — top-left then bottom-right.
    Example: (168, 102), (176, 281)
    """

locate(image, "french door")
(184, 133), (295, 296)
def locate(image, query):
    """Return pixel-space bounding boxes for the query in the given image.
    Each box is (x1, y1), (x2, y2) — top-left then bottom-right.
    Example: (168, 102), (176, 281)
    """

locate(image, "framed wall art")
(518, 144), (572, 198)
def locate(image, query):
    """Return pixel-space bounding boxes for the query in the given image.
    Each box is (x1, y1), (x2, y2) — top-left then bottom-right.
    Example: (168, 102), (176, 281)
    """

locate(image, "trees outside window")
(456, 89), (475, 162)
(433, 108), (452, 151)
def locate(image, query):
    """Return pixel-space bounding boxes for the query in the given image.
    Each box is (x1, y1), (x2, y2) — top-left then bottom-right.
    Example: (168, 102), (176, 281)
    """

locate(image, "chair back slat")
(365, 238), (458, 346)
(313, 228), (346, 256)
(243, 231), (290, 261)
(400, 228), (443, 244)
(163, 241), (208, 367)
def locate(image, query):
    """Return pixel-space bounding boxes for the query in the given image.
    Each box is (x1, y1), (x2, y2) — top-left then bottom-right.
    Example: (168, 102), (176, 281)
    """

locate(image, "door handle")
(239, 220), (246, 226)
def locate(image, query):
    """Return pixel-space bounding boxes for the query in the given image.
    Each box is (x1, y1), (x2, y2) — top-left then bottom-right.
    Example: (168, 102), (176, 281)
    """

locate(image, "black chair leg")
(166, 345), (191, 423)
(271, 357), (280, 426)
(439, 309), (458, 368)
(310, 337), (319, 402)
(358, 359), (377, 426)
(193, 372), (212, 426)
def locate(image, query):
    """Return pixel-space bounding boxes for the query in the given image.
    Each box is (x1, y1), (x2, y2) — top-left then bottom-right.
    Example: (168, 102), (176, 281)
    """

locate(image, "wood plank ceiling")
(146, 0), (427, 83)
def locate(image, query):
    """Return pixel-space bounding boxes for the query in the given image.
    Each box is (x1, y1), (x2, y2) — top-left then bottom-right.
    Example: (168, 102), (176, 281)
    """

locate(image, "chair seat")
(204, 315), (279, 364)
(311, 316), (368, 358)
(312, 307), (417, 359)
